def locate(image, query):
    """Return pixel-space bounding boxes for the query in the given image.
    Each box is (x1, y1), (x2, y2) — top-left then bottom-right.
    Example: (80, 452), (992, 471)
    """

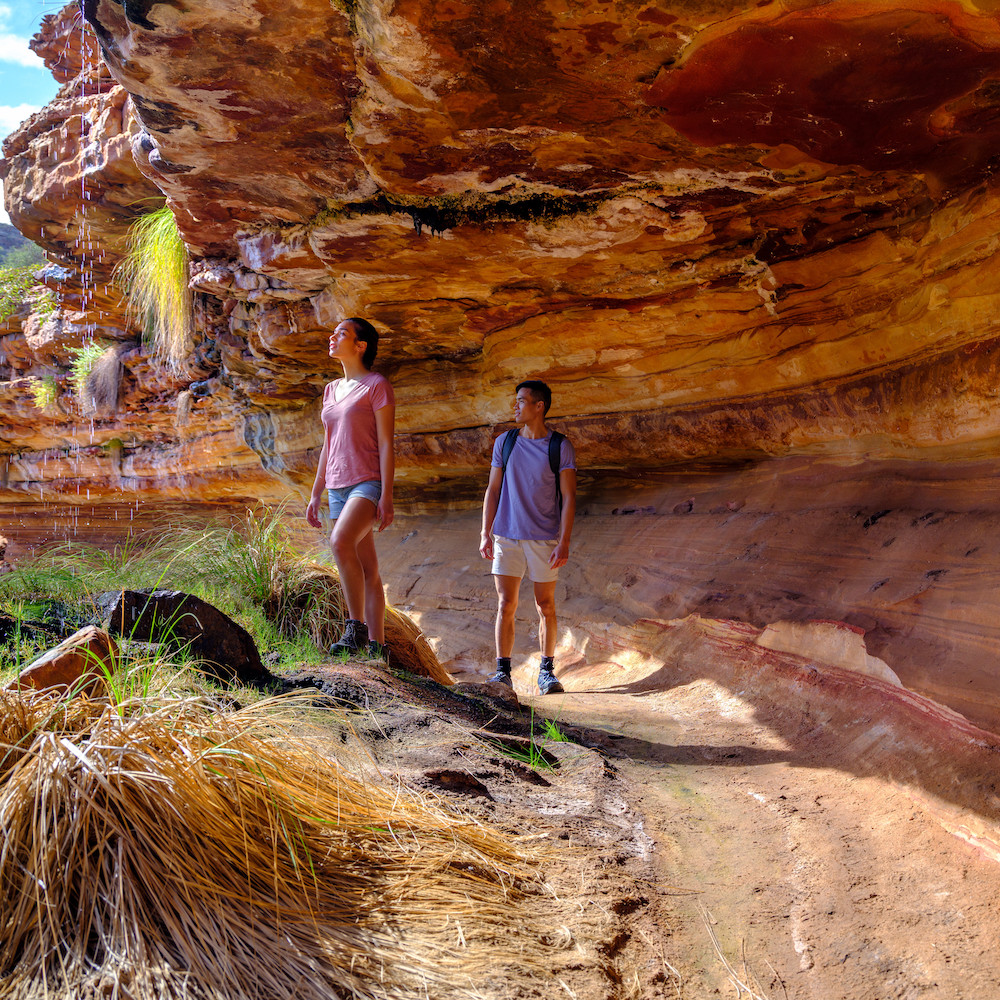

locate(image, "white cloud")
(0, 103), (40, 223)
(0, 31), (37, 67)
(0, 101), (39, 137)
(0, 2), (39, 67)
(0, 6), (46, 226)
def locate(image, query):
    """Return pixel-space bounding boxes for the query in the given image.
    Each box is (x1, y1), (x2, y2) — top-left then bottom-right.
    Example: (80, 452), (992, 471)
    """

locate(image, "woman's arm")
(307, 385), (332, 528)
(305, 437), (329, 528)
(374, 403), (395, 530)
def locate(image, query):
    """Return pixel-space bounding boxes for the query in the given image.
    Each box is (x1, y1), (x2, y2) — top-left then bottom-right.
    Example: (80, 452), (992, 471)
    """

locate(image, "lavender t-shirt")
(491, 431), (576, 541)
(322, 372), (394, 489)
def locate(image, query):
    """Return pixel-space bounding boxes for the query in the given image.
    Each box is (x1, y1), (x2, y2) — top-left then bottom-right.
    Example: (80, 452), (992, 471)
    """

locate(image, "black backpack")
(499, 428), (566, 512)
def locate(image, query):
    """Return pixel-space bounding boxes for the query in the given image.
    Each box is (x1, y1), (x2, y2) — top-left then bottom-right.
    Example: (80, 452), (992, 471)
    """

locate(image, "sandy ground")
(6, 501), (1000, 996)
(291, 653), (1000, 1000)
(565, 688), (1000, 1000)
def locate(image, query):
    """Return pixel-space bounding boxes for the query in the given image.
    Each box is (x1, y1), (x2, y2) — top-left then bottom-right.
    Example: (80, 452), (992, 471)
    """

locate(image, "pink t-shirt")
(321, 372), (395, 489)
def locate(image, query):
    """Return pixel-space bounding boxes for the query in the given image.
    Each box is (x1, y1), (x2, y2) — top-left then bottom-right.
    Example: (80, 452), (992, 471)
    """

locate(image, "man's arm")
(480, 465), (504, 559)
(549, 467), (577, 567)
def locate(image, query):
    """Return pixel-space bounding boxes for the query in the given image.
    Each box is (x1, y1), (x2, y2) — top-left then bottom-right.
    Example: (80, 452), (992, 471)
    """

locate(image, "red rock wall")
(382, 458), (1000, 734)
(7, 2), (1000, 497)
(5, 2), (1000, 727)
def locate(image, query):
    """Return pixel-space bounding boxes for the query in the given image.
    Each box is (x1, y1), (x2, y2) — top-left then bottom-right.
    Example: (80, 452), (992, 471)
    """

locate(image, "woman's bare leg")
(330, 497), (378, 624)
(357, 528), (385, 643)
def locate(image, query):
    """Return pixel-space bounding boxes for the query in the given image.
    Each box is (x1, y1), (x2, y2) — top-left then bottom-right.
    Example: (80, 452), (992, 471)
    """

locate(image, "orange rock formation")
(4, 1), (1000, 727)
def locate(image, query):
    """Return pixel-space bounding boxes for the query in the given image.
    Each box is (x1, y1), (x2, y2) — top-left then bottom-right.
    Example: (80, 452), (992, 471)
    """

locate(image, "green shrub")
(114, 205), (192, 364)
(29, 376), (58, 411)
(2, 241), (44, 268)
(0, 265), (37, 322)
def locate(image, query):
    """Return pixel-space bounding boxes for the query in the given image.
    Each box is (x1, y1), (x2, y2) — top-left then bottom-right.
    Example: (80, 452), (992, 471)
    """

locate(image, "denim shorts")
(328, 480), (382, 519)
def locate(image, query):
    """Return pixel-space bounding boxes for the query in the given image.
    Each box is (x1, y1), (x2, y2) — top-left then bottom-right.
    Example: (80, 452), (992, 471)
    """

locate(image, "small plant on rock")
(29, 376), (58, 412)
(114, 204), (192, 364)
(68, 340), (111, 405)
(542, 716), (570, 742)
(31, 287), (56, 320)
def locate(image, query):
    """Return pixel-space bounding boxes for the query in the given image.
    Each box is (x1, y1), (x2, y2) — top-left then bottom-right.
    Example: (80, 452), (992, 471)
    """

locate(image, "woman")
(306, 317), (395, 661)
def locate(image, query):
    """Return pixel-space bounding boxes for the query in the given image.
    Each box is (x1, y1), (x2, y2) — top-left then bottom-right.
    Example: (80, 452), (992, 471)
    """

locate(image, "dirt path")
(549, 686), (1000, 1000)
(298, 657), (1000, 999)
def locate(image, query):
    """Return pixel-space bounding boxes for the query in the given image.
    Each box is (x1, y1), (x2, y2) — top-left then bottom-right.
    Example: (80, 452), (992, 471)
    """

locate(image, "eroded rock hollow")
(4, 1), (1000, 728)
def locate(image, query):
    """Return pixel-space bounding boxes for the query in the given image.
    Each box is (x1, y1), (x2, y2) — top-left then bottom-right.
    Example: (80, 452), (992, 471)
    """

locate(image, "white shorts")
(492, 536), (559, 583)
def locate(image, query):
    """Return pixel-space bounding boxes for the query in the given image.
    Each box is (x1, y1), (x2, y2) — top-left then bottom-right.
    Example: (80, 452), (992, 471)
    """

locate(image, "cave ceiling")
(3, 0), (1000, 499)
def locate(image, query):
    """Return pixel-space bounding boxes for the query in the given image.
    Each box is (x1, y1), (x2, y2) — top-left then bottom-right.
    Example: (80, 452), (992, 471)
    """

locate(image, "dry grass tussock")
(294, 564), (449, 683)
(0, 690), (551, 1000)
(86, 343), (128, 417)
(169, 506), (450, 682)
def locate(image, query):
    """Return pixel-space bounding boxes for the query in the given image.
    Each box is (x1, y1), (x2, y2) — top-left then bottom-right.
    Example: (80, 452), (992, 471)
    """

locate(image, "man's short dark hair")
(516, 379), (552, 414)
(345, 317), (379, 369)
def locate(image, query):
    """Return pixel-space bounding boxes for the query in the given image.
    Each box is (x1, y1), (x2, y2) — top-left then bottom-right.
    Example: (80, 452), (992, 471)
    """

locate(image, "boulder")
(97, 590), (275, 690)
(756, 620), (903, 687)
(8, 625), (116, 698)
(0, 612), (14, 645)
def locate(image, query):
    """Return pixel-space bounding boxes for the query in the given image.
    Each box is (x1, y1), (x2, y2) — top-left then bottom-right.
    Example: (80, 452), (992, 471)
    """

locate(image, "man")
(480, 380), (577, 694)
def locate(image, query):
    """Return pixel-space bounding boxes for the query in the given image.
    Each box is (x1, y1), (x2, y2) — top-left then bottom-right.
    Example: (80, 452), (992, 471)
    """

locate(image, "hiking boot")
(330, 619), (368, 656)
(488, 669), (513, 688)
(537, 667), (564, 695)
(365, 640), (389, 664)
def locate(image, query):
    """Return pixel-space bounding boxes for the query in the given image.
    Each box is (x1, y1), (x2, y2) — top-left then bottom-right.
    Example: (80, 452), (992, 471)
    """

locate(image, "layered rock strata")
(4, 2), (1000, 726)
(380, 459), (1000, 733)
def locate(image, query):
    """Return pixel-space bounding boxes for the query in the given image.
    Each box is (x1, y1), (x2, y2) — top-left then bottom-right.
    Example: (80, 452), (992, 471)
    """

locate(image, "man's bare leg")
(533, 579), (558, 657)
(494, 574), (521, 657)
(533, 579), (563, 693)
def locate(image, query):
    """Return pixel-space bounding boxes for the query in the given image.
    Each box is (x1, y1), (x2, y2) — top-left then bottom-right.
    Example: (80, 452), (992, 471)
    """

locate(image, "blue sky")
(1, 1), (63, 225)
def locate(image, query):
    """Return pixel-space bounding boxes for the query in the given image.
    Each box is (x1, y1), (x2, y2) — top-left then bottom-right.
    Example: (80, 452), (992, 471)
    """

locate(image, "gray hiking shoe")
(330, 619), (368, 656)
(488, 669), (513, 688)
(537, 667), (564, 695)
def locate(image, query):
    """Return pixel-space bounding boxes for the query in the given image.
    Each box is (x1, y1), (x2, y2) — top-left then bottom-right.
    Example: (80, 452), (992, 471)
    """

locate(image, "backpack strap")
(500, 427), (519, 470)
(497, 428), (520, 505)
(497, 428), (566, 513)
(548, 431), (565, 514)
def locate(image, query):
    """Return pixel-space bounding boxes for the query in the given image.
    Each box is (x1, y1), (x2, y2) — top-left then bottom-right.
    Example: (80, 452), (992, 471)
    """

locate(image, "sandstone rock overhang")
(6, 3), (1000, 729)
(5, 1), (1000, 500)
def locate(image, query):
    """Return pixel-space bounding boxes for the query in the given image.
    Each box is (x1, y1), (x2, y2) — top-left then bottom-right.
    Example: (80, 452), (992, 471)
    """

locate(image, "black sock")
(496, 657), (511, 674)
(540, 656), (554, 671)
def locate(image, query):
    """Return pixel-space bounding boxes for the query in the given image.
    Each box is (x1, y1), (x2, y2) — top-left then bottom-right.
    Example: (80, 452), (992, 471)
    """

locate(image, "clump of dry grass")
(85, 342), (127, 416)
(295, 564), (450, 683)
(0, 690), (549, 999)
(180, 505), (451, 682)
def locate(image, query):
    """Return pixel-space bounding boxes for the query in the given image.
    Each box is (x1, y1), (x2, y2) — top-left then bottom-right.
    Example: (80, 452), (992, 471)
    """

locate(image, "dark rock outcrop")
(98, 589), (275, 689)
